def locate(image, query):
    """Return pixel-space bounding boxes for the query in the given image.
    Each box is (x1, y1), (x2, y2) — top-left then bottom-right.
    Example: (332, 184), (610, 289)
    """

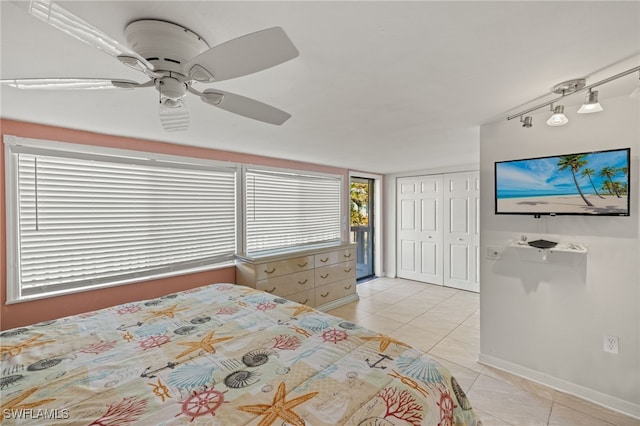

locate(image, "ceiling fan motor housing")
(124, 19), (210, 76)
(156, 76), (187, 100)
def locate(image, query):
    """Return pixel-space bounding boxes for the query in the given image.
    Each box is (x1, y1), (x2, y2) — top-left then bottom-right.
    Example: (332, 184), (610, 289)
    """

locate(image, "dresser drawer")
(255, 270), (314, 297)
(314, 247), (356, 267)
(315, 260), (356, 285)
(287, 289), (315, 307)
(255, 255), (314, 281)
(315, 278), (356, 306)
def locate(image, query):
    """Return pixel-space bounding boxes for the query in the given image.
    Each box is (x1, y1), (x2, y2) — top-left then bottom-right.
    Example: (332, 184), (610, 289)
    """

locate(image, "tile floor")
(327, 277), (639, 426)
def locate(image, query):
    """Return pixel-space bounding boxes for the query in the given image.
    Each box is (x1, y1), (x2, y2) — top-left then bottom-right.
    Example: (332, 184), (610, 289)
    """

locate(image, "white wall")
(479, 94), (640, 417)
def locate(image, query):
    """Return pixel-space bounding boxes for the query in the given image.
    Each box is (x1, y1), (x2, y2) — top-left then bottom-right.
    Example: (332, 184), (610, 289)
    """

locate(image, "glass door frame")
(348, 172), (383, 280)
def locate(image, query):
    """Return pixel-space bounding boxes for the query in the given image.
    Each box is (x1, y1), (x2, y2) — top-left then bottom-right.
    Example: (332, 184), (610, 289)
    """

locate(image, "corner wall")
(479, 94), (640, 417)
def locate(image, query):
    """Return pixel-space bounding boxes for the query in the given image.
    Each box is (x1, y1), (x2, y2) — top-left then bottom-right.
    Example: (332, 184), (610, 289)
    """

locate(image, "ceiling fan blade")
(14, 0), (156, 75)
(199, 89), (291, 125)
(185, 27), (299, 82)
(159, 98), (190, 132)
(0, 78), (147, 90)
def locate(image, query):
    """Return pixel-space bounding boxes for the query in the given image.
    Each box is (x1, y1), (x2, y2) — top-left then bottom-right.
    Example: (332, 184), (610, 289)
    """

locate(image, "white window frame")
(4, 135), (240, 303)
(242, 164), (343, 256)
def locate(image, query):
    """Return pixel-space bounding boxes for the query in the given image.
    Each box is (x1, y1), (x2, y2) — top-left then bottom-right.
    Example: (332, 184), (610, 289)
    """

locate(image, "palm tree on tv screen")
(600, 166), (622, 198)
(580, 168), (605, 199)
(557, 155), (594, 206)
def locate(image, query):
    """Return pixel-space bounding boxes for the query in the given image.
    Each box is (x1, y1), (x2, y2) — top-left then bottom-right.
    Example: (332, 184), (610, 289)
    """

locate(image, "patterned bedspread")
(0, 283), (482, 425)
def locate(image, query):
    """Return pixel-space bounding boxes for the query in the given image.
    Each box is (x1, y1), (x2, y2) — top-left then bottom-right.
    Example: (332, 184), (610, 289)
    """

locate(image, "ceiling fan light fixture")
(162, 98), (183, 109)
(547, 105), (568, 126)
(577, 90), (603, 114)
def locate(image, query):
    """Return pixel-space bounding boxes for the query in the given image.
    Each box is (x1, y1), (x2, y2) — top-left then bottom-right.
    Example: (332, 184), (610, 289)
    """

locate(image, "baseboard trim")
(315, 293), (359, 313)
(478, 353), (640, 420)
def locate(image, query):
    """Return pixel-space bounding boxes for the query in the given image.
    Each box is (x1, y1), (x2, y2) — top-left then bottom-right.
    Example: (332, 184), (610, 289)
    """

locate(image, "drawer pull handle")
(298, 279), (308, 285)
(344, 253), (352, 258)
(320, 257), (329, 263)
(266, 287), (276, 293)
(344, 268), (352, 273)
(320, 273), (329, 279)
(298, 261), (308, 267)
(300, 298), (309, 304)
(264, 267), (276, 274)
(320, 292), (329, 298)
(344, 285), (352, 290)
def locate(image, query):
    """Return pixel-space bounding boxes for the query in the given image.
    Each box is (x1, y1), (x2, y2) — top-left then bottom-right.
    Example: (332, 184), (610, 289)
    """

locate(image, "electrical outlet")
(486, 247), (502, 260)
(604, 335), (619, 354)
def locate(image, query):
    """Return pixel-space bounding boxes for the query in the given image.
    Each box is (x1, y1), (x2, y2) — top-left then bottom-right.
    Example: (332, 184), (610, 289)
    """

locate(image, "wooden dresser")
(235, 242), (358, 311)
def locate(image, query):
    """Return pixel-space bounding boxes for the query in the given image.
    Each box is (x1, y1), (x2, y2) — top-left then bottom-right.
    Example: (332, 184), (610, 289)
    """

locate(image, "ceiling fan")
(1, 1), (299, 131)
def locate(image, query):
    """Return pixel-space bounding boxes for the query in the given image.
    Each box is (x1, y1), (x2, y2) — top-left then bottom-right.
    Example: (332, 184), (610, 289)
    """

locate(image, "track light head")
(547, 105), (568, 126)
(520, 116), (533, 128)
(577, 90), (603, 114)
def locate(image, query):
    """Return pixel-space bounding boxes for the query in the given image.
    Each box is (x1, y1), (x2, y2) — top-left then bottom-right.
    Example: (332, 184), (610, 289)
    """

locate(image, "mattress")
(0, 283), (482, 425)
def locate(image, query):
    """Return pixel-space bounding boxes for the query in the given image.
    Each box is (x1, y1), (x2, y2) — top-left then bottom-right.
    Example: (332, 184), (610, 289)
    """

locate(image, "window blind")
(12, 148), (236, 299)
(245, 168), (342, 253)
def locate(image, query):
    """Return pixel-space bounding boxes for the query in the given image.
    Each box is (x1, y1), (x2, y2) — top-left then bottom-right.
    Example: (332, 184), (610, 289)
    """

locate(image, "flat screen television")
(495, 148), (630, 216)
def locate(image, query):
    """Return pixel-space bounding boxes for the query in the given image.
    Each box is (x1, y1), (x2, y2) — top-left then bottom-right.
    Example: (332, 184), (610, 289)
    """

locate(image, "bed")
(0, 283), (482, 425)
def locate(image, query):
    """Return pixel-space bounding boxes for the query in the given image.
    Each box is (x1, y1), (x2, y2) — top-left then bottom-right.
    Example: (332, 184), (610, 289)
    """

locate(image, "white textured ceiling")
(1, 1), (639, 174)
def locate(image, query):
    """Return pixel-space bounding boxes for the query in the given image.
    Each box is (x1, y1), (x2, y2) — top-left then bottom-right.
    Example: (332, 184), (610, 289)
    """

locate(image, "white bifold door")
(397, 175), (444, 284)
(397, 171), (479, 292)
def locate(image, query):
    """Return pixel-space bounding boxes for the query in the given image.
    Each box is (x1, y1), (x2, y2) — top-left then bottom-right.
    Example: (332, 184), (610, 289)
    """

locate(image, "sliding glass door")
(350, 177), (374, 280)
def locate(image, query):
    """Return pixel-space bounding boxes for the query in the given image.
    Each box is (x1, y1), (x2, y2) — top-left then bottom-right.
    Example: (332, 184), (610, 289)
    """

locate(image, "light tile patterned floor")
(327, 277), (639, 426)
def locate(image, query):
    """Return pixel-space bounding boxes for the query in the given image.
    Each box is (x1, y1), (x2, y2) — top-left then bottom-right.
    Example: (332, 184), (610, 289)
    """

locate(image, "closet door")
(396, 176), (443, 285)
(443, 171), (480, 292)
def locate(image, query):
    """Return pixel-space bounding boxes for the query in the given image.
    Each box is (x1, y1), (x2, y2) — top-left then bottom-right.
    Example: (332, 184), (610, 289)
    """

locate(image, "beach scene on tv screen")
(496, 149), (629, 215)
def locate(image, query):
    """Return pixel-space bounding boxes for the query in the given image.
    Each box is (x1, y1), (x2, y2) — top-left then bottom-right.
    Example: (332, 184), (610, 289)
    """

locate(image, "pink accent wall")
(0, 119), (349, 330)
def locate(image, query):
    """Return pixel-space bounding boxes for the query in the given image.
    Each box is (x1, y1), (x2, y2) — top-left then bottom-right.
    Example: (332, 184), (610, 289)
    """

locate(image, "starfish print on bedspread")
(143, 304), (188, 322)
(175, 331), (234, 359)
(237, 381), (318, 426)
(287, 305), (315, 317)
(361, 333), (411, 352)
(1, 334), (55, 358)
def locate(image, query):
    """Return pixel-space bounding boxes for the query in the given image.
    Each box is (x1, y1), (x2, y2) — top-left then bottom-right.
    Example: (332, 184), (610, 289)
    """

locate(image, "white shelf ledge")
(510, 240), (588, 254)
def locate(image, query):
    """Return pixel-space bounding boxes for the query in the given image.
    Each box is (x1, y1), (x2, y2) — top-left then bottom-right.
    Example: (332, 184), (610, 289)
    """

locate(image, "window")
(5, 136), (237, 302)
(244, 167), (342, 254)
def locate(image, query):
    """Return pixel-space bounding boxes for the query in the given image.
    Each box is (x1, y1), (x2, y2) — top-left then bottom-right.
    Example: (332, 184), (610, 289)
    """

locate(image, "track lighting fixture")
(546, 105), (568, 127)
(520, 116), (533, 128)
(577, 90), (603, 114)
(507, 65), (639, 127)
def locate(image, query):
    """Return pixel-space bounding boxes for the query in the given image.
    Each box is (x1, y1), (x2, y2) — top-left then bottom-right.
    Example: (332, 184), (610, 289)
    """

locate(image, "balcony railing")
(350, 225), (373, 278)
